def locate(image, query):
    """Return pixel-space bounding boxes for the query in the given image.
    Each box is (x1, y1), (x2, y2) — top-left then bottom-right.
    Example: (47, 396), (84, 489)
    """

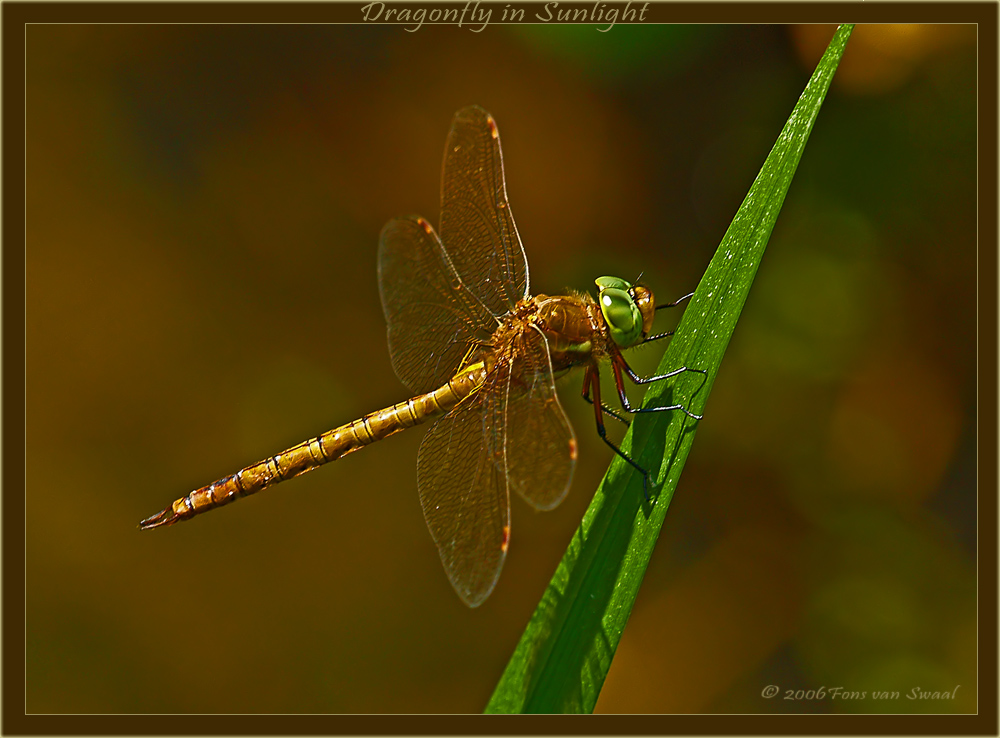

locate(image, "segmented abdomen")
(138, 365), (486, 530)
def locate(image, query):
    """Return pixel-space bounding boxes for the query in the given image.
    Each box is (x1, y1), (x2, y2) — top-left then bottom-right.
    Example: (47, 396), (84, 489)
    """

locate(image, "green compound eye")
(595, 276), (643, 347)
(595, 276), (631, 292)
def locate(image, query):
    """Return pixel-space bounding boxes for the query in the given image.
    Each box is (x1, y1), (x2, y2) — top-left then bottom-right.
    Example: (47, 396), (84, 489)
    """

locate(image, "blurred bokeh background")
(26, 24), (977, 714)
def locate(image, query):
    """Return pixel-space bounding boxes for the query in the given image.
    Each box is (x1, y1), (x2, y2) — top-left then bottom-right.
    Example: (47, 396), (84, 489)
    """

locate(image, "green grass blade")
(485, 24), (854, 715)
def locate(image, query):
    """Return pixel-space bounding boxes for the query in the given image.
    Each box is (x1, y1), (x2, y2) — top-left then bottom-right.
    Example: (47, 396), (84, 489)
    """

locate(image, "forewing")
(378, 216), (497, 395)
(417, 373), (510, 607)
(439, 106), (529, 317)
(503, 326), (577, 511)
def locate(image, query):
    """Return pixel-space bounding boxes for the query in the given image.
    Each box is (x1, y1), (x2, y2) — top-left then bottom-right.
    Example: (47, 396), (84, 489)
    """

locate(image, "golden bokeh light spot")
(792, 24), (974, 95)
(826, 348), (962, 503)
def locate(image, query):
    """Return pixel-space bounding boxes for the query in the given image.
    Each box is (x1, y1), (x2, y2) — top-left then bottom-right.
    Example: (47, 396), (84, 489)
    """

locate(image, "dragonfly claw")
(138, 506), (182, 530)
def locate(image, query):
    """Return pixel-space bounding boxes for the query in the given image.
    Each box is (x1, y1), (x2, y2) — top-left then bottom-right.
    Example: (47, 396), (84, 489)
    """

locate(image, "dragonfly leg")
(581, 365), (630, 427)
(584, 365), (652, 498)
(619, 351), (708, 387)
(644, 291), (693, 343)
(655, 291), (694, 310)
(611, 354), (704, 421)
(642, 329), (674, 344)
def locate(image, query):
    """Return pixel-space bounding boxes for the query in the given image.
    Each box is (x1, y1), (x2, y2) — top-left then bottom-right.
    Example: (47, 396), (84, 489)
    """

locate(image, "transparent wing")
(439, 105), (529, 317)
(378, 216), (497, 395)
(418, 326), (575, 606)
(502, 326), (577, 511)
(417, 371), (510, 608)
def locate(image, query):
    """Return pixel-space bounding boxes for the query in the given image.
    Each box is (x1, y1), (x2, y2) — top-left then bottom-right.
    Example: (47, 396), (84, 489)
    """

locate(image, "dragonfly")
(140, 105), (703, 607)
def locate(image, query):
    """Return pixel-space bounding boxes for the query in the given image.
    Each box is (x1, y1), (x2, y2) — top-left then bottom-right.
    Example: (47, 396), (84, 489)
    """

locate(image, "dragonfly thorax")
(499, 293), (604, 374)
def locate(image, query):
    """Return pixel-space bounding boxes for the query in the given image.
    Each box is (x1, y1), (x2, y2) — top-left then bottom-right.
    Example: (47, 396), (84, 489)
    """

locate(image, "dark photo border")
(5, 4), (996, 735)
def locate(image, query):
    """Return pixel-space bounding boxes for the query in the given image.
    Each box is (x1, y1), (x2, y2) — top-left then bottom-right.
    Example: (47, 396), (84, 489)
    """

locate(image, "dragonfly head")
(595, 276), (655, 348)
